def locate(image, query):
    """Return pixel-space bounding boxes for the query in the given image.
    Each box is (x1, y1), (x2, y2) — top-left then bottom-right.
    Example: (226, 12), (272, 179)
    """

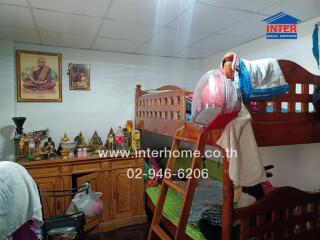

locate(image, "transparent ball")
(191, 69), (241, 128)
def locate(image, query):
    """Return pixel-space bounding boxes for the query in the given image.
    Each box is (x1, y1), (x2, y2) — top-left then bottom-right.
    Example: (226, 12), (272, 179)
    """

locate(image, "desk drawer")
(28, 166), (60, 178)
(72, 162), (100, 173)
(111, 158), (144, 169)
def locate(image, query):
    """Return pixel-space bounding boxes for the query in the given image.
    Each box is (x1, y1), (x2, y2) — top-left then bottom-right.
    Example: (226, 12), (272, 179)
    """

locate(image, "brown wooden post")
(181, 90), (186, 120)
(221, 146), (234, 240)
(135, 84), (142, 129)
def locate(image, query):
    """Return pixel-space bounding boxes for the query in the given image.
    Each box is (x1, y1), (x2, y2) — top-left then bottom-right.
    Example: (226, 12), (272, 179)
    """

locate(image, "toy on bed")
(144, 157), (162, 187)
(191, 69), (242, 130)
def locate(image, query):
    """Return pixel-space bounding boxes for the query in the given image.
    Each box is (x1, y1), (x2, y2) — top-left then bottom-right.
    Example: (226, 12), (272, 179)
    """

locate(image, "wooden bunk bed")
(135, 60), (320, 240)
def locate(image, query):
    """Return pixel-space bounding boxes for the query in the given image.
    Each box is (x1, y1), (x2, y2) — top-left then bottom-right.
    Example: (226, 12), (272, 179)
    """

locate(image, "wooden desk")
(20, 155), (147, 233)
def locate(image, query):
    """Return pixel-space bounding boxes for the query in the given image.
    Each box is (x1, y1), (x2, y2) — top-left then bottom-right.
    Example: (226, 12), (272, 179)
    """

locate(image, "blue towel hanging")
(237, 59), (289, 101)
(312, 24), (319, 69)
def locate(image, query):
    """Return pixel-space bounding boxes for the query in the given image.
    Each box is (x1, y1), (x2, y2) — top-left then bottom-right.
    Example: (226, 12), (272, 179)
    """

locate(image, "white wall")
(0, 40), (201, 161)
(0, 40), (15, 161)
(201, 16), (320, 75)
(201, 17), (320, 191)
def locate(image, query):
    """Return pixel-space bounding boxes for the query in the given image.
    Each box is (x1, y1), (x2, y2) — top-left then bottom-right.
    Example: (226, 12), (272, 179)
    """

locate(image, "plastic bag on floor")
(66, 183), (103, 218)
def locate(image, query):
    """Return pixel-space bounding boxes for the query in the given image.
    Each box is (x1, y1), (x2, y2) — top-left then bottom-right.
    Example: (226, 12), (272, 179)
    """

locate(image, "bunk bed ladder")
(148, 126), (208, 240)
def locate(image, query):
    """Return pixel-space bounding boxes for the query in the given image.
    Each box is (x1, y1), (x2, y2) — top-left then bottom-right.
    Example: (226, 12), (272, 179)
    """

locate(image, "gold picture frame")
(16, 50), (62, 102)
(68, 63), (90, 91)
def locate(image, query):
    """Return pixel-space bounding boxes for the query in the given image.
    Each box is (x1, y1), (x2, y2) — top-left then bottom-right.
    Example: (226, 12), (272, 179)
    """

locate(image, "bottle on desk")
(131, 130), (141, 150)
(115, 126), (124, 150)
(27, 138), (35, 161)
(77, 148), (88, 158)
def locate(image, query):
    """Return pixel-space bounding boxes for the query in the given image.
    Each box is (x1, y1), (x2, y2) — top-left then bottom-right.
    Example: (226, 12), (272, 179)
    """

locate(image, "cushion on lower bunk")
(146, 186), (206, 240)
(159, 157), (223, 182)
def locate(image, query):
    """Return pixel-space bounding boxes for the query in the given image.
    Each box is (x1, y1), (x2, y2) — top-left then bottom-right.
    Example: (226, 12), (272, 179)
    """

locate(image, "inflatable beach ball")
(191, 69), (242, 130)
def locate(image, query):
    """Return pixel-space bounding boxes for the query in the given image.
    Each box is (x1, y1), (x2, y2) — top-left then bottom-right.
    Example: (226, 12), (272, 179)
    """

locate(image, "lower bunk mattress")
(146, 186), (206, 240)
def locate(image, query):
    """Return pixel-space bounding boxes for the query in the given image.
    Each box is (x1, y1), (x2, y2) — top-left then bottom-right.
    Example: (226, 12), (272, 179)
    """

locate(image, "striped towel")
(220, 52), (288, 100)
(236, 58), (288, 100)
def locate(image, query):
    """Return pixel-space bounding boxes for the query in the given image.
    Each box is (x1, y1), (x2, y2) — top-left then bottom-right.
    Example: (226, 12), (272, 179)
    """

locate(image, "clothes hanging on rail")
(220, 53), (289, 100)
(236, 58), (288, 100)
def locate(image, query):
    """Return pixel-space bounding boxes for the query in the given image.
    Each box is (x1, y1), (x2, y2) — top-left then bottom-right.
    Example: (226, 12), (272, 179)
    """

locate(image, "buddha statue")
(105, 128), (115, 150)
(61, 132), (70, 142)
(74, 131), (86, 146)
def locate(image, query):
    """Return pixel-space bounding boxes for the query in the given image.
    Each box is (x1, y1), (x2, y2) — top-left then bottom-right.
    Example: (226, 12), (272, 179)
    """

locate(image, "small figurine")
(91, 131), (103, 146)
(43, 137), (56, 158)
(60, 132), (77, 159)
(131, 130), (141, 150)
(90, 131), (103, 153)
(105, 128), (115, 150)
(15, 136), (28, 160)
(44, 137), (55, 150)
(22, 137), (29, 158)
(34, 140), (42, 160)
(19, 137), (25, 150)
(61, 132), (70, 142)
(74, 131), (86, 146)
(18, 137), (25, 160)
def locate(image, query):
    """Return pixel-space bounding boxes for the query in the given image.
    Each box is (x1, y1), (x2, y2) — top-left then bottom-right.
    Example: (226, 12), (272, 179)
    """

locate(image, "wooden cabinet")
(20, 156), (147, 234)
(113, 168), (134, 220)
(100, 170), (112, 224)
(111, 167), (146, 229)
(35, 177), (61, 217)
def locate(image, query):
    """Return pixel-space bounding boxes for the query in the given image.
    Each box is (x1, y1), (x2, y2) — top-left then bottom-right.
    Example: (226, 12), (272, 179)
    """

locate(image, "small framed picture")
(68, 63), (90, 90)
(16, 50), (62, 102)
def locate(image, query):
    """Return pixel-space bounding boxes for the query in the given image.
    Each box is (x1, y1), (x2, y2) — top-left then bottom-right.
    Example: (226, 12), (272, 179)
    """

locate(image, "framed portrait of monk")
(68, 63), (90, 90)
(16, 50), (62, 102)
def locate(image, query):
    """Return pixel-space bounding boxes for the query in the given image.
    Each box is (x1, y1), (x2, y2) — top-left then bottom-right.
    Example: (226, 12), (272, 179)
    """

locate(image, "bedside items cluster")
(12, 118), (141, 161)
(12, 117), (54, 161)
(104, 120), (140, 151)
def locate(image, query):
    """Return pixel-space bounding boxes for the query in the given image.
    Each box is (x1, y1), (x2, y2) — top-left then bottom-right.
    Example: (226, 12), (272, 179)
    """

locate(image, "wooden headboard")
(246, 60), (320, 146)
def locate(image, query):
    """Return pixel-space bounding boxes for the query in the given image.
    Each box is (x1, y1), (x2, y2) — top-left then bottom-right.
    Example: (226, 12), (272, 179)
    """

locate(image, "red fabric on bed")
(205, 110), (240, 131)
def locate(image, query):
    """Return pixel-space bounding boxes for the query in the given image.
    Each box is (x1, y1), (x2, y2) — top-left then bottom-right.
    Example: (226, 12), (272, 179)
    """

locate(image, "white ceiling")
(0, 0), (319, 59)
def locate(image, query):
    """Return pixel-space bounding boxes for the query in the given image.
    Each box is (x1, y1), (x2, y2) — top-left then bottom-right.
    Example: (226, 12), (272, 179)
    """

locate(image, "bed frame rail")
(234, 187), (320, 240)
(246, 60), (320, 146)
(136, 60), (320, 147)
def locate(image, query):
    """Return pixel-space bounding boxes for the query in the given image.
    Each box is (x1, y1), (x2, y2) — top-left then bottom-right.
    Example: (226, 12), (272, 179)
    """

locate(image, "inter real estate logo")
(263, 12), (300, 39)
